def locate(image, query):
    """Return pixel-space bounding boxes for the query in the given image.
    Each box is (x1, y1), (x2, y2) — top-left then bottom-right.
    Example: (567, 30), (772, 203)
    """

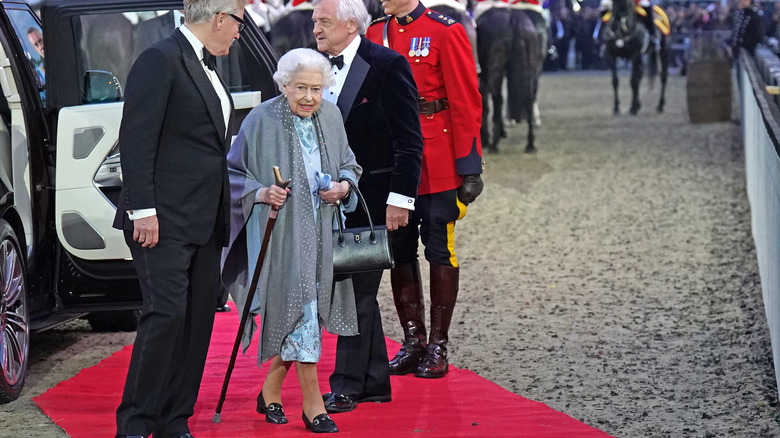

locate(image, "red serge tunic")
(366, 4), (482, 196)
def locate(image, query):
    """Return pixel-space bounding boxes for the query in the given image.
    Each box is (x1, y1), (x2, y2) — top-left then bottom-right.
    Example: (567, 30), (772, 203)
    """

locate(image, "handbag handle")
(335, 180), (378, 246)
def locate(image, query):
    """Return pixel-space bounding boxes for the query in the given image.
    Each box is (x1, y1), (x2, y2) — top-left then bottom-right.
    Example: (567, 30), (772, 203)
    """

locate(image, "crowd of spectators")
(544, 0), (774, 72)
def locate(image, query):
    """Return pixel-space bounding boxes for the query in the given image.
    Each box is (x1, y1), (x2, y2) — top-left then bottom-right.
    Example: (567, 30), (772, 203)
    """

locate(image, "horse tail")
(477, 9), (511, 97)
(647, 40), (658, 81)
(506, 11), (537, 123)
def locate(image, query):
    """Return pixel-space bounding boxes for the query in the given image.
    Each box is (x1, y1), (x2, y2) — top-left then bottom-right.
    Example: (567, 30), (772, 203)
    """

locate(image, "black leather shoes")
(302, 413), (338, 433)
(257, 390), (288, 424)
(215, 304), (231, 312)
(149, 433), (193, 438)
(322, 392), (356, 413)
(388, 338), (426, 375)
(354, 393), (391, 404)
(415, 343), (449, 378)
(115, 435), (145, 438)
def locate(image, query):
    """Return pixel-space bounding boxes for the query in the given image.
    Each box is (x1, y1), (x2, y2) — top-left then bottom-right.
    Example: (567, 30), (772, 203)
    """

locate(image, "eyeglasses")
(226, 13), (246, 32)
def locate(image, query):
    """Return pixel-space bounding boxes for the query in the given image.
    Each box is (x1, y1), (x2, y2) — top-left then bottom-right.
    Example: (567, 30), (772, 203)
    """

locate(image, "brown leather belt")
(418, 98), (449, 115)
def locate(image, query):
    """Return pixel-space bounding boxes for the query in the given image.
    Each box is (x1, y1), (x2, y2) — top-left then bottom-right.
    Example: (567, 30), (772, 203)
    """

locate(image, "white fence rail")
(740, 47), (780, 399)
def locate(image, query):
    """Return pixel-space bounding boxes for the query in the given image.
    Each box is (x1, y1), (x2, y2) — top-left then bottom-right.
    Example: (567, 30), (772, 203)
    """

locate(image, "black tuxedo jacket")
(113, 29), (232, 246)
(337, 37), (423, 228)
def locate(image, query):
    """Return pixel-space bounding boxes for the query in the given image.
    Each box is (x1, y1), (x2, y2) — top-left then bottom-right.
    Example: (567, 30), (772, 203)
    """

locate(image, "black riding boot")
(416, 263), (458, 378)
(388, 261), (427, 375)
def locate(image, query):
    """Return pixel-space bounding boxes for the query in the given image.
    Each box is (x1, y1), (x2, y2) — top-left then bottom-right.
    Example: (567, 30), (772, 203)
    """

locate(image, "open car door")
(43, 0), (278, 261)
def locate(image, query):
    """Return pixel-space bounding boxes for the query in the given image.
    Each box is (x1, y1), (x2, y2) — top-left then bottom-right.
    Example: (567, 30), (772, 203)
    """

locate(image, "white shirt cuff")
(387, 192), (415, 210)
(128, 208), (156, 220)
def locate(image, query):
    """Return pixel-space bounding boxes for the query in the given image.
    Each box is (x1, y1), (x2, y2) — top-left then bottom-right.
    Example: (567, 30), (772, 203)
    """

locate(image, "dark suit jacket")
(113, 29), (232, 246)
(337, 36), (423, 228)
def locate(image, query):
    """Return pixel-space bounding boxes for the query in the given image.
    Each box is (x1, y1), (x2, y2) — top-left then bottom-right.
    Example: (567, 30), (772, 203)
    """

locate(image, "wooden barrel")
(686, 59), (732, 124)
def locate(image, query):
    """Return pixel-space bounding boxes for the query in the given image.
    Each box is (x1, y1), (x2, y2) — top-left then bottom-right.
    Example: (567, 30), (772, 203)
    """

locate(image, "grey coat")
(222, 96), (361, 364)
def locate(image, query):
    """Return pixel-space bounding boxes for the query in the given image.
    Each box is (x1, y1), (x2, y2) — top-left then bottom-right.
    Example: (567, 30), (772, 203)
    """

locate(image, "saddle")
(602, 5), (670, 36)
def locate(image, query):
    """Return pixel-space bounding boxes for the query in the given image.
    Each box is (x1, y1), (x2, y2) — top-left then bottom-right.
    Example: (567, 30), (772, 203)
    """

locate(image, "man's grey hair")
(184, 0), (248, 24)
(273, 48), (336, 92)
(313, 0), (370, 34)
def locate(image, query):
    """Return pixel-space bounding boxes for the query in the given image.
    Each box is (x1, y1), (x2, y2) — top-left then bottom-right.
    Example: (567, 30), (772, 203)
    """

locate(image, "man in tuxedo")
(313, 0), (424, 413)
(112, 1), (246, 437)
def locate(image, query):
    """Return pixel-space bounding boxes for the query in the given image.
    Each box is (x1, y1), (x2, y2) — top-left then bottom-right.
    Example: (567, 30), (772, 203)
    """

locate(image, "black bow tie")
(202, 49), (217, 70)
(329, 55), (344, 70)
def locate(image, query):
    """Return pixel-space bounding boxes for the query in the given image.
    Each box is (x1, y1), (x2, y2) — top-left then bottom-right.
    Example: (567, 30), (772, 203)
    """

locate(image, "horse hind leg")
(533, 101), (541, 127)
(479, 80), (497, 153)
(609, 57), (620, 114)
(629, 57), (643, 115)
(525, 82), (537, 153)
(525, 115), (536, 153)
(657, 44), (669, 113)
(492, 90), (507, 143)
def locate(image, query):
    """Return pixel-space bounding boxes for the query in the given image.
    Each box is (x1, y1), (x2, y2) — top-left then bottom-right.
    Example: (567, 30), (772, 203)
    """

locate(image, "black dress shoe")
(215, 304), (231, 312)
(302, 413), (338, 433)
(322, 392), (356, 413)
(257, 390), (288, 424)
(354, 392), (392, 404)
(115, 435), (145, 438)
(151, 433), (193, 438)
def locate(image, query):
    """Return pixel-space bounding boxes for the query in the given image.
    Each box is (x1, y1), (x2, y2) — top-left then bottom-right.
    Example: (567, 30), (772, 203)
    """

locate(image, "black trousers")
(329, 270), (391, 398)
(392, 190), (466, 267)
(116, 229), (221, 437)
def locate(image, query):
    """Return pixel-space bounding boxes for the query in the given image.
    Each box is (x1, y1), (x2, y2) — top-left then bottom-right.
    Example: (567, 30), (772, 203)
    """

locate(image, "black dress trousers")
(329, 270), (392, 398)
(115, 229), (221, 437)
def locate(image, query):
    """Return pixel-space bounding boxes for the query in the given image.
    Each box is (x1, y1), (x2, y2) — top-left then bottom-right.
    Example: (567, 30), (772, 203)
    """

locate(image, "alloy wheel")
(0, 231), (28, 403)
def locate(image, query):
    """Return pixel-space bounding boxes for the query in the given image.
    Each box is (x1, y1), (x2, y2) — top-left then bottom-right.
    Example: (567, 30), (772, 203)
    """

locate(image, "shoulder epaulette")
(371, 15), (392, 25)
(426, 10), (457, 26)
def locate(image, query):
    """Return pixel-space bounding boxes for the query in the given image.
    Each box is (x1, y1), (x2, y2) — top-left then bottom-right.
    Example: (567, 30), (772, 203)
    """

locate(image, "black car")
(0, 0), (278, 403)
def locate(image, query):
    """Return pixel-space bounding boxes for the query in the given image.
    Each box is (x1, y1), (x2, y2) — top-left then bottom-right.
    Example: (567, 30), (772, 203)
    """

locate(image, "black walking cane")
(213, 166), (291, 423)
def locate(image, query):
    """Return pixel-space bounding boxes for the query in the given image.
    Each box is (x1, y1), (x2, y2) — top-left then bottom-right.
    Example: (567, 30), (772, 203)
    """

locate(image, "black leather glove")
(457, 174), (483, 205)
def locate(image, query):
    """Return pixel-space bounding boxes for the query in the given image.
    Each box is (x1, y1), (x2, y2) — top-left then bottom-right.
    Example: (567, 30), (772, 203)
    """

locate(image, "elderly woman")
(222, 48), (361, 433)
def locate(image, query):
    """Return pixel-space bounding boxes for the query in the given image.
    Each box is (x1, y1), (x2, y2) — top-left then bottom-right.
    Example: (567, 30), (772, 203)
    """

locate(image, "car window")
(4, 7), (45, 105)
(73, 10), (269, 105)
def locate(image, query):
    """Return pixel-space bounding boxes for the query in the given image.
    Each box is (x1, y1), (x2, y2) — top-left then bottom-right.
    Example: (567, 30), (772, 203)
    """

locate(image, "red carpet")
(34, 304), (613, 437)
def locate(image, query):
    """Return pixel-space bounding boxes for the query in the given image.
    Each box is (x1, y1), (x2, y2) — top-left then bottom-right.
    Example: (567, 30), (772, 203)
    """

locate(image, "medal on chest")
(408, 36), (431, 58)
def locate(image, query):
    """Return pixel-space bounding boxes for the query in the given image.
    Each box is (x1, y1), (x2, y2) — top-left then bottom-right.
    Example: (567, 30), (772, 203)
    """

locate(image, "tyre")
(0, 220), (28, 404)
(87, 310), (140, 332)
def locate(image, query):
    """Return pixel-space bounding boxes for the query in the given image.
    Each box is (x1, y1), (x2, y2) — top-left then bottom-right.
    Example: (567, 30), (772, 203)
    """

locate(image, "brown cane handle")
(273, 166), (291, 190)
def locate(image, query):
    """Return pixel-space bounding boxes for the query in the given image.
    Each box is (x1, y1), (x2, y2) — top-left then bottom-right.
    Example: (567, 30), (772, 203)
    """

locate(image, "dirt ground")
(1, 72), (779, 438)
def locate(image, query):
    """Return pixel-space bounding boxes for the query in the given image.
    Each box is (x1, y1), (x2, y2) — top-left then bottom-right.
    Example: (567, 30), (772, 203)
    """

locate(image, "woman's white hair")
(273, 48), (336, 92)
(313, 0), (370, 34)
(184, 0), (248, 24)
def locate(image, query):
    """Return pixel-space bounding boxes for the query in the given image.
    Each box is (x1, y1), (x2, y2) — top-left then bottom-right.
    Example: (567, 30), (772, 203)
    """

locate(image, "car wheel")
(87, 310), (140, 332)
(0, 220), (28, 404)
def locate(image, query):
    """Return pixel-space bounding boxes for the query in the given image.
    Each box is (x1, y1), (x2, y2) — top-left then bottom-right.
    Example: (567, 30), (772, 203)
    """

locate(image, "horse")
(600, 0), (669, 115)
(268, 4), (316, 56)
(476, 5), (545, 153)
(421, 0), (479, 69)
(267, 0), (385, 57)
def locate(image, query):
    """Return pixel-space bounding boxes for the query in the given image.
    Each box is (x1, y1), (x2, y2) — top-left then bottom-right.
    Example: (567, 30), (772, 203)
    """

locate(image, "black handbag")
(333, 180), (394, 274)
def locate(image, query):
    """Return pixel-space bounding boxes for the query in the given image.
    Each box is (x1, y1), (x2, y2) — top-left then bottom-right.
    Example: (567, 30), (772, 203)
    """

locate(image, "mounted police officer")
(366, 0), (483, 379)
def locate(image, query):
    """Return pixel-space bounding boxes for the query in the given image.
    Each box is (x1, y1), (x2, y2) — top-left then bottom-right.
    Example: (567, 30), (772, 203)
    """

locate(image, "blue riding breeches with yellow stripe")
(391, 189), (467, 267)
